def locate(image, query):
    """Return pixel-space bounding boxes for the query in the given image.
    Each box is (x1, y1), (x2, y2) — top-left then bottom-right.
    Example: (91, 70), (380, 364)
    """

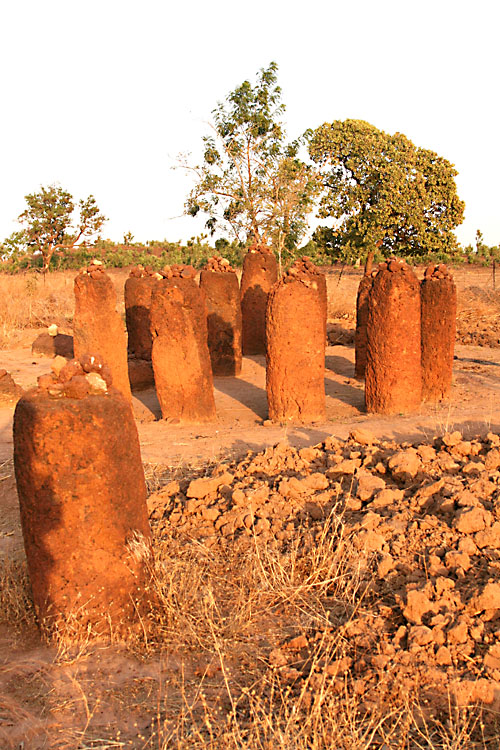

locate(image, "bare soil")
(2, 263), (500, 748)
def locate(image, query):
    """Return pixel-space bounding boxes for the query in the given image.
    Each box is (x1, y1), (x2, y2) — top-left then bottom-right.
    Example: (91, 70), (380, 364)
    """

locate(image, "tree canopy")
(183, 62), (320, 262)
(14, 184), (106, 272)
(307, 119), (465, 261)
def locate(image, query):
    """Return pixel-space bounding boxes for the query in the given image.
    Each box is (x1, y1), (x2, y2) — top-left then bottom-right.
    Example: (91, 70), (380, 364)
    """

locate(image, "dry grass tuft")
(0, 557), (35, 629)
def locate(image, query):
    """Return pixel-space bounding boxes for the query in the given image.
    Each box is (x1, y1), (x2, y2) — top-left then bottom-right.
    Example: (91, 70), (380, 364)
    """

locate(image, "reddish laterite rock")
(124, 268), (159, 360)
(365, 259), (421, 414)
(240, 244), (278, 355)
(355, 274), (374, 379)
(150, 284), (216, 422)
(73, 263), (132, 401)
(421, 264), (457, 402)
(13, 364), (152, 638)
(288, 256), (327, 340)
(266, 273), (325, 423)
(200, 257), (242, 376)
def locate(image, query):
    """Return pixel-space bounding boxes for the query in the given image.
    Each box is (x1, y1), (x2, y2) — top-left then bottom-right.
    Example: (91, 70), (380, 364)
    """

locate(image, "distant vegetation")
(1, 63), (498, 274)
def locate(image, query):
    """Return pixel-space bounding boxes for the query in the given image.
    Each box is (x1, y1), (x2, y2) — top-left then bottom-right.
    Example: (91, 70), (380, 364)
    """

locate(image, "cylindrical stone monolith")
(289, 256), (327, 340)
(241, 245), (278, 355)
(421, 264), (457, 402)
(150, 285), (216, 422)
(13, 368), (152, 638)
(355, 274), (374, 379)
(73, 264), (132, 401)
(125, 270), (159, 360)
(365, 259), (422, 414)
(266, 276), (325, 423)
(200, 259), (242, 376)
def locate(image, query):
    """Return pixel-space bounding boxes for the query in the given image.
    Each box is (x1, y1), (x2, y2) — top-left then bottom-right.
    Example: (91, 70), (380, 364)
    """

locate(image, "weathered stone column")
(73, 262), (132, 401)
(241, 244), (278, 355)
(13, 357), (152, 638)
(125, 266), (159, 360)
(421, 263), (457, 402)
(158, 265), (209, 358)
(150, 284), (216, 422)
(289, 256), (328, 340)
(355, 274), (374, 379)
(266, 271), (325, 423)
(365, 259), (421, 414)
(125, 266), (160, 391)
(200, 256), (242, 376)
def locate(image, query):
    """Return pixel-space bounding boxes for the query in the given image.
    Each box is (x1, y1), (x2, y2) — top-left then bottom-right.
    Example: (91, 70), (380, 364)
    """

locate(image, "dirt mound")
(0, 370), (24, 403)
(149, 428), (500, 717)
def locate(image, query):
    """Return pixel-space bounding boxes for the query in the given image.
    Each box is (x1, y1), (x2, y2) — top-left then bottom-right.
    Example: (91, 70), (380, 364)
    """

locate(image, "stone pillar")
(354, 274), (374, 379)
(421, 264), (457, 402)
(289, 256), (328, 340)
(13, 357), (152, 638)
(124, 267), (159, 391)
(199, 256), (242, 376)
(73, 263), (132, 401)
(125, 267), (159, 360)
(157, 265), (208, 357)
(150, 284), (216, 423)
(365, 259), (421, 414)
(266, 273), (325, 423)
(241, 245), (278, 355)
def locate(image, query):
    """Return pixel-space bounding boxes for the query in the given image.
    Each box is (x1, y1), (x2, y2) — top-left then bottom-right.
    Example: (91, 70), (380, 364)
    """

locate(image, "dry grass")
(0, 273), (74, 348)
(0, 270), (129, 349)
(1, 498), (499, 748)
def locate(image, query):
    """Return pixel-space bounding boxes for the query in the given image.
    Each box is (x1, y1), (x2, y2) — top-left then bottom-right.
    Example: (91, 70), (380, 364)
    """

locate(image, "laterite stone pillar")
(158, 265), (209, 359)
(365, 259), (421, 414)
(355, 274), (374, 379)
(200, 256), (242, 376)
(266, 273), (325, 423)
(73, 262), (132, 401)
(241, 244), (278, 355)
(150, 285), (216, 422)
(13, 357), (152, 638)
(125, 267), (159, 360)
(421, 264), (457, 402)
(289, 256), (328, 340)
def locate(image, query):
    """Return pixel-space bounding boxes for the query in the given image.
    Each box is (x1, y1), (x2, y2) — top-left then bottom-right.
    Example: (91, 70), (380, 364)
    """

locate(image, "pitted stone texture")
(365, 262), (421, 414)
(289, 256), (327, 340)
(125, 275), (158, 360)
(13, 390), (152, 637)
(160, 276), (209, 359)
(421, 265), (457, 402)
(73, 271), (132, 401)
(150, 285), (216, 423)
(355, 275), (374, 379)
(266, 279), (325, 423)
(199, 270), (242, 376)
(241, 248), (278, 355)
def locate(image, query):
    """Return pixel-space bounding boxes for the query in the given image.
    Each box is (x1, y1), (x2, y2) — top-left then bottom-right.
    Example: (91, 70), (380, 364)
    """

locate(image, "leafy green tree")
(308, 119), (465, 262)
(15, 184), (106, 272)
(182, 62), (320, 257)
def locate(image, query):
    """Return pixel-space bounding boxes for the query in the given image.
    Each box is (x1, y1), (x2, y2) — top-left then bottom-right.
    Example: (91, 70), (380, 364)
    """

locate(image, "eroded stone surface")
(355, 274), (373, 378)
(365, 260), (421, 414)
(421, 264), (457, 402)
(266, 274), (325, 423)
(73, 264), (131, 401)
(200, 259), (242, 376)
(13, 383), (151, 637)
(240, 244), (278, 355)
(150, 285), (216, 423)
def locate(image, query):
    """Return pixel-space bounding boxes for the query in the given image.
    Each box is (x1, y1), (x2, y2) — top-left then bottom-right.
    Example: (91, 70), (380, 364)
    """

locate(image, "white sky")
(1, 0), (498, 248)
